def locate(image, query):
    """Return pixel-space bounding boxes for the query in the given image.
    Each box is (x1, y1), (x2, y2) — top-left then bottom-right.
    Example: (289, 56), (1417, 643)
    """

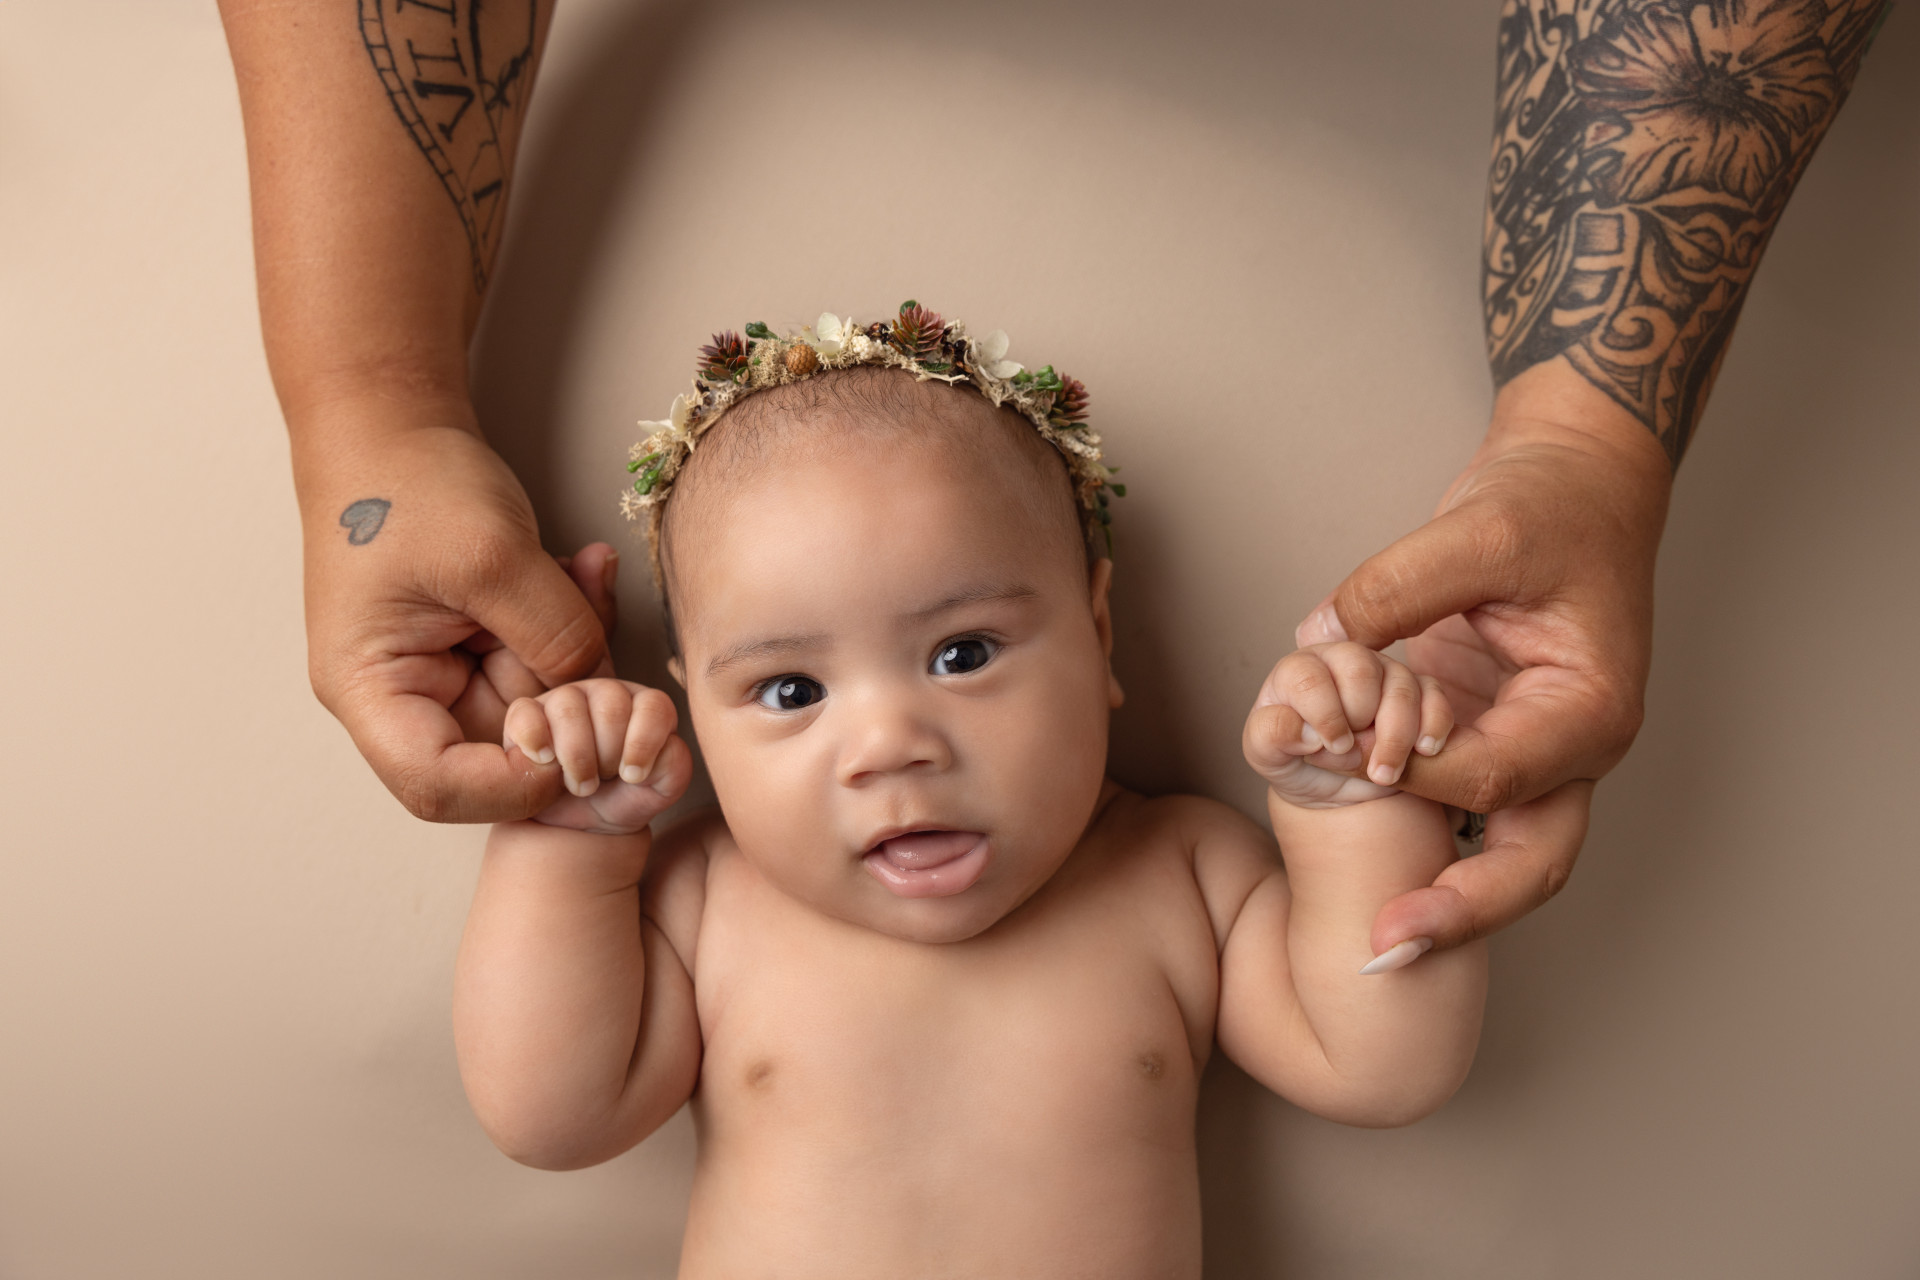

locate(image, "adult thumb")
(1296, 501), (1520, 651)
(463, 541), (610, 688)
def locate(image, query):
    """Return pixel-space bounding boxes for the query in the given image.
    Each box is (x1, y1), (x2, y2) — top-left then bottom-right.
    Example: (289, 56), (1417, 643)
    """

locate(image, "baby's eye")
(756, 676), (825, 711)
(931, 636), (997, 676)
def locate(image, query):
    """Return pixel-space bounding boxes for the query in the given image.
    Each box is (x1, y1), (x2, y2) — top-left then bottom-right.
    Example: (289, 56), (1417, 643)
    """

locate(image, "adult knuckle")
(394, 768), (454, 823)
(1470, 495), (1531, 571)
(1541, 856), (1575, 902)
(1462, 764), (1520, 815)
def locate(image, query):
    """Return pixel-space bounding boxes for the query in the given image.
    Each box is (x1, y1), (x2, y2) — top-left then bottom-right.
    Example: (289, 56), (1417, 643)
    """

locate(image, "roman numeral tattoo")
(358, 0), (539, 293)
(1482, 0), (1891, 464)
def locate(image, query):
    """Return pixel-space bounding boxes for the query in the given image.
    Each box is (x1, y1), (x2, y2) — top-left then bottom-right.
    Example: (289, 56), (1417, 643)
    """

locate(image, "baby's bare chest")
(701, 858), (1211, 1146)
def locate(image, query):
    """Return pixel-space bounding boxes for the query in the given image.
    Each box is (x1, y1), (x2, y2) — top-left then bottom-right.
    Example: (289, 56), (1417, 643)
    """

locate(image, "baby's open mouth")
(861, 830), (991, 899)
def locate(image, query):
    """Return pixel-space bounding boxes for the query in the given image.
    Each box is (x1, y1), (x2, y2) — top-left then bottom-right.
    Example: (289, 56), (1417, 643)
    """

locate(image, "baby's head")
(654, 365), (1123, 943)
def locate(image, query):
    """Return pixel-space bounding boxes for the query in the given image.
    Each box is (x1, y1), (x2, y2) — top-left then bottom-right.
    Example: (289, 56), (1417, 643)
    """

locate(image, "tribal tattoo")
(1483, 0), (1890, 463)
(358, 0), (540, 293)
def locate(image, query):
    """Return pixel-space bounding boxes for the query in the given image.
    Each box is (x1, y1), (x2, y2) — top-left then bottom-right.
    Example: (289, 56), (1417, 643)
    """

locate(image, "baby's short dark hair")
(654, 366), (1092, 656)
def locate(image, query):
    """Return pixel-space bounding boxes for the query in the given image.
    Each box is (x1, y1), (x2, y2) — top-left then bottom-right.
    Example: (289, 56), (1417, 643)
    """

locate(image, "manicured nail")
(1296, 603), (1350, 647)
(1301, 723), (1322, 750)
(1359, 937), (1434, 975)
(620, 764), (644, 785)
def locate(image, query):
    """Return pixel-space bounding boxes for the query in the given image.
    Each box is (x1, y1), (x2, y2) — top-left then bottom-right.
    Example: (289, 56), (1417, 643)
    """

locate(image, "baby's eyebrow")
(905, 582), (1040, 621)
(705, 632), (830, 678)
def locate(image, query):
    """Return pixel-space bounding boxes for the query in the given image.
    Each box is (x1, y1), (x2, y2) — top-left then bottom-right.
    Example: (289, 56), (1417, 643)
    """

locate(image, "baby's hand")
(503, 679), (693, 834)
(1244, 642), (1453, 809)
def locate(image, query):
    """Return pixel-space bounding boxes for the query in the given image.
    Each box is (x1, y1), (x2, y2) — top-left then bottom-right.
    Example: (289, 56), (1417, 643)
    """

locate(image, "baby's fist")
(1244, 642), (1453, 809)
(504, 679), (692, 834)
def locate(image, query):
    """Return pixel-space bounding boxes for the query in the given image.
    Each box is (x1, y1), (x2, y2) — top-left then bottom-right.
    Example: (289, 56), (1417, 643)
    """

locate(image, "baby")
(452, 308), (1487, 1277)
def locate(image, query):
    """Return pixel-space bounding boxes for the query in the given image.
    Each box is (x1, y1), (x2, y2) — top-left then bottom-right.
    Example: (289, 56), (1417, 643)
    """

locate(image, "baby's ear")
(1088, 559), (1124, 709)
(667, 656), (687, 688)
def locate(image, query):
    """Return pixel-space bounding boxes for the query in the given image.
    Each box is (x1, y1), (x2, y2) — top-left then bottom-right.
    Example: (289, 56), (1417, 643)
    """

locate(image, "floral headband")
(620, 301), (1122, 573)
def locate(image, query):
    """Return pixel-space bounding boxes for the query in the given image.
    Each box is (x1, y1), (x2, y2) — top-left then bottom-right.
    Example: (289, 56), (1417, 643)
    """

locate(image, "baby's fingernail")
(619, 764), (644, 785)
(1417, 735), (1441, 756)
(1359, 937), (1434, 975)
(533, 747), (556, 766)
(1369, 762), (1399, 786)
(603, 552), (619, 591)
(566, 772), (599, 797)
(1300, 724), (1322, 750)
(1328, 733), (1354, 756)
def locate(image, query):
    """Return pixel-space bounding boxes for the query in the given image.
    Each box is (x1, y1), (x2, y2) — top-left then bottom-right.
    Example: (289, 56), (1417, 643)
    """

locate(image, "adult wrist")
(1480, 364), (1673, 493)
(284, 392), (491, 516)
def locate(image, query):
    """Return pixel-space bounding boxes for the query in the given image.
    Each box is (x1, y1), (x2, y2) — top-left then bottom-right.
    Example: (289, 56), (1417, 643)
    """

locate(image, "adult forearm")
(219, 0), (550, 429)
(1483, 0), (1891, 464)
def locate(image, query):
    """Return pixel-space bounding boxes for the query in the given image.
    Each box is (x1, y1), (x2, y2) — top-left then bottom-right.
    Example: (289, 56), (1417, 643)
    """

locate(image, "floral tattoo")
(1483, 0), (1891, 463)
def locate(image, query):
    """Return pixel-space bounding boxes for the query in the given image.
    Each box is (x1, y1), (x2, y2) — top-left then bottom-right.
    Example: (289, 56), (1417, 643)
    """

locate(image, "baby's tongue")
(876, 830), (980, 870)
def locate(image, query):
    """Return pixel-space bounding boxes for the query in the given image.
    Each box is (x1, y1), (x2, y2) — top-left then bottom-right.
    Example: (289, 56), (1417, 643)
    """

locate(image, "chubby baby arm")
(1210, 643), (1487, 1127)
(452, 679), (702, 1170)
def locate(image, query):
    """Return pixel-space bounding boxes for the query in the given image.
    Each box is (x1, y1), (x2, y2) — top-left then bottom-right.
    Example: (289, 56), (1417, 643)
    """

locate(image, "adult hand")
(298, 414), (615, 823)
(1295, 373), (1672, 955)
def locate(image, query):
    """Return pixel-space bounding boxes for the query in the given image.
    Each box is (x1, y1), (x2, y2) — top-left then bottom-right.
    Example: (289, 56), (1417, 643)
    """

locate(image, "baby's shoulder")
(1094, 786), (1282, 947)
(1097, 787), (1274, 861)
(640, 806), (733, 971)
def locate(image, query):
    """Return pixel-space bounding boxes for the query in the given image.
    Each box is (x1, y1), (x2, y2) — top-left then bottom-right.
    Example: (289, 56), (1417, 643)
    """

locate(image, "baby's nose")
(835, 693), (952, 785)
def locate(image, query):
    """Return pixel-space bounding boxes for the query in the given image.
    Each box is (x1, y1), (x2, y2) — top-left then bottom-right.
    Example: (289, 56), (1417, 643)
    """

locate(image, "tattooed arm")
(1295, 0), (1891, 958)
(221, 0), (609, 822)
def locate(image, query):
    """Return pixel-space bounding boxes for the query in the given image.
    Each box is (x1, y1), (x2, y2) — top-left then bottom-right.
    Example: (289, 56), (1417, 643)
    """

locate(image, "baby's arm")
(1206, 643), (1487, 1127)
(452, 679), (702, 1169)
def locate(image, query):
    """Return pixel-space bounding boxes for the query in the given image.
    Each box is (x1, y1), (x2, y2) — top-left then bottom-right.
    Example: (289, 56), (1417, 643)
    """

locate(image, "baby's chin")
(748, 840), (1069, 945)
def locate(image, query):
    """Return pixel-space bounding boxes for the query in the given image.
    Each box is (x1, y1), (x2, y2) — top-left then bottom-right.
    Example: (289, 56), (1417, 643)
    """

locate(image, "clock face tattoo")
(357, 0), (541, 294)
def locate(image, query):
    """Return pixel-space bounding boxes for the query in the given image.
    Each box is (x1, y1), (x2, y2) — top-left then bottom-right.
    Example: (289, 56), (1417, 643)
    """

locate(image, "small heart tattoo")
(340, 498), (392, 546)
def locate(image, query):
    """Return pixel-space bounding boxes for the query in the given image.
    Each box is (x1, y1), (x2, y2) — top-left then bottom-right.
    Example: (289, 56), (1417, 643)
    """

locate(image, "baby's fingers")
(1364, 659), (1423, 786)
(503, 696), (557, 767)
(618, 686), (681, 785)
(1258, 650), (1356, 756)
(1244, 701), (1313, 779)
(1415, 676), (1455, 758)
(540, 684), (606, 797)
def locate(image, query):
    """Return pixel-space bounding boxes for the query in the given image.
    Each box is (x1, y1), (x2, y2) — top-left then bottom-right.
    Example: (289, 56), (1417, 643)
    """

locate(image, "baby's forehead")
(666, 370), (1081, 550)
(657, 370), (1089, 635)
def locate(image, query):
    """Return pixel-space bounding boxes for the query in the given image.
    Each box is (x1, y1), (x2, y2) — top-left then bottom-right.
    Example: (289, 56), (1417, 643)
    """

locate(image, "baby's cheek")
(977, 679), (1109, 839)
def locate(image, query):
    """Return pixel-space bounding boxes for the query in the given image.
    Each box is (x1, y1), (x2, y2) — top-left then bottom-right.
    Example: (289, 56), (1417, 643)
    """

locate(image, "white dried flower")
(802, 312), (856, 356)
(971, 329), (1023, 380)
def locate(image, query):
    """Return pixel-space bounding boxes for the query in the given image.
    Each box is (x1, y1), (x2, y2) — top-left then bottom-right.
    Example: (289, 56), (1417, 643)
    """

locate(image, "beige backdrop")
(4, 1), (1917, 1276)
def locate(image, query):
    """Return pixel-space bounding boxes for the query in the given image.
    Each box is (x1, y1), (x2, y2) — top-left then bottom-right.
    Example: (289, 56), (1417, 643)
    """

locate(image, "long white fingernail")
(1300, 724), (1322, 750)
(1359, 937), (1434, 975)
(1296, 604), (1350, 646)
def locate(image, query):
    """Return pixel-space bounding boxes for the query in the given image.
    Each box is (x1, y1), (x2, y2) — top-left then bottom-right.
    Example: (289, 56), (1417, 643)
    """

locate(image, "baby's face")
(670, 425), (1120, 943)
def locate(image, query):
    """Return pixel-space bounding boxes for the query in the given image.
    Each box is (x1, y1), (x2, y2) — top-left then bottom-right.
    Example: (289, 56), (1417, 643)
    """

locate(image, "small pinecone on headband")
(889, 300), (947, 361)
(1049, 375), (1090, 428)
(784, 343), (820, 377)
(698, 331), (750, 382)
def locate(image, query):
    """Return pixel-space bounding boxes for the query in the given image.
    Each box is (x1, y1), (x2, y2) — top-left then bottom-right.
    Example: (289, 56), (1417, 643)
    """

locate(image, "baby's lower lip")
(861, 831), (990, 899)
